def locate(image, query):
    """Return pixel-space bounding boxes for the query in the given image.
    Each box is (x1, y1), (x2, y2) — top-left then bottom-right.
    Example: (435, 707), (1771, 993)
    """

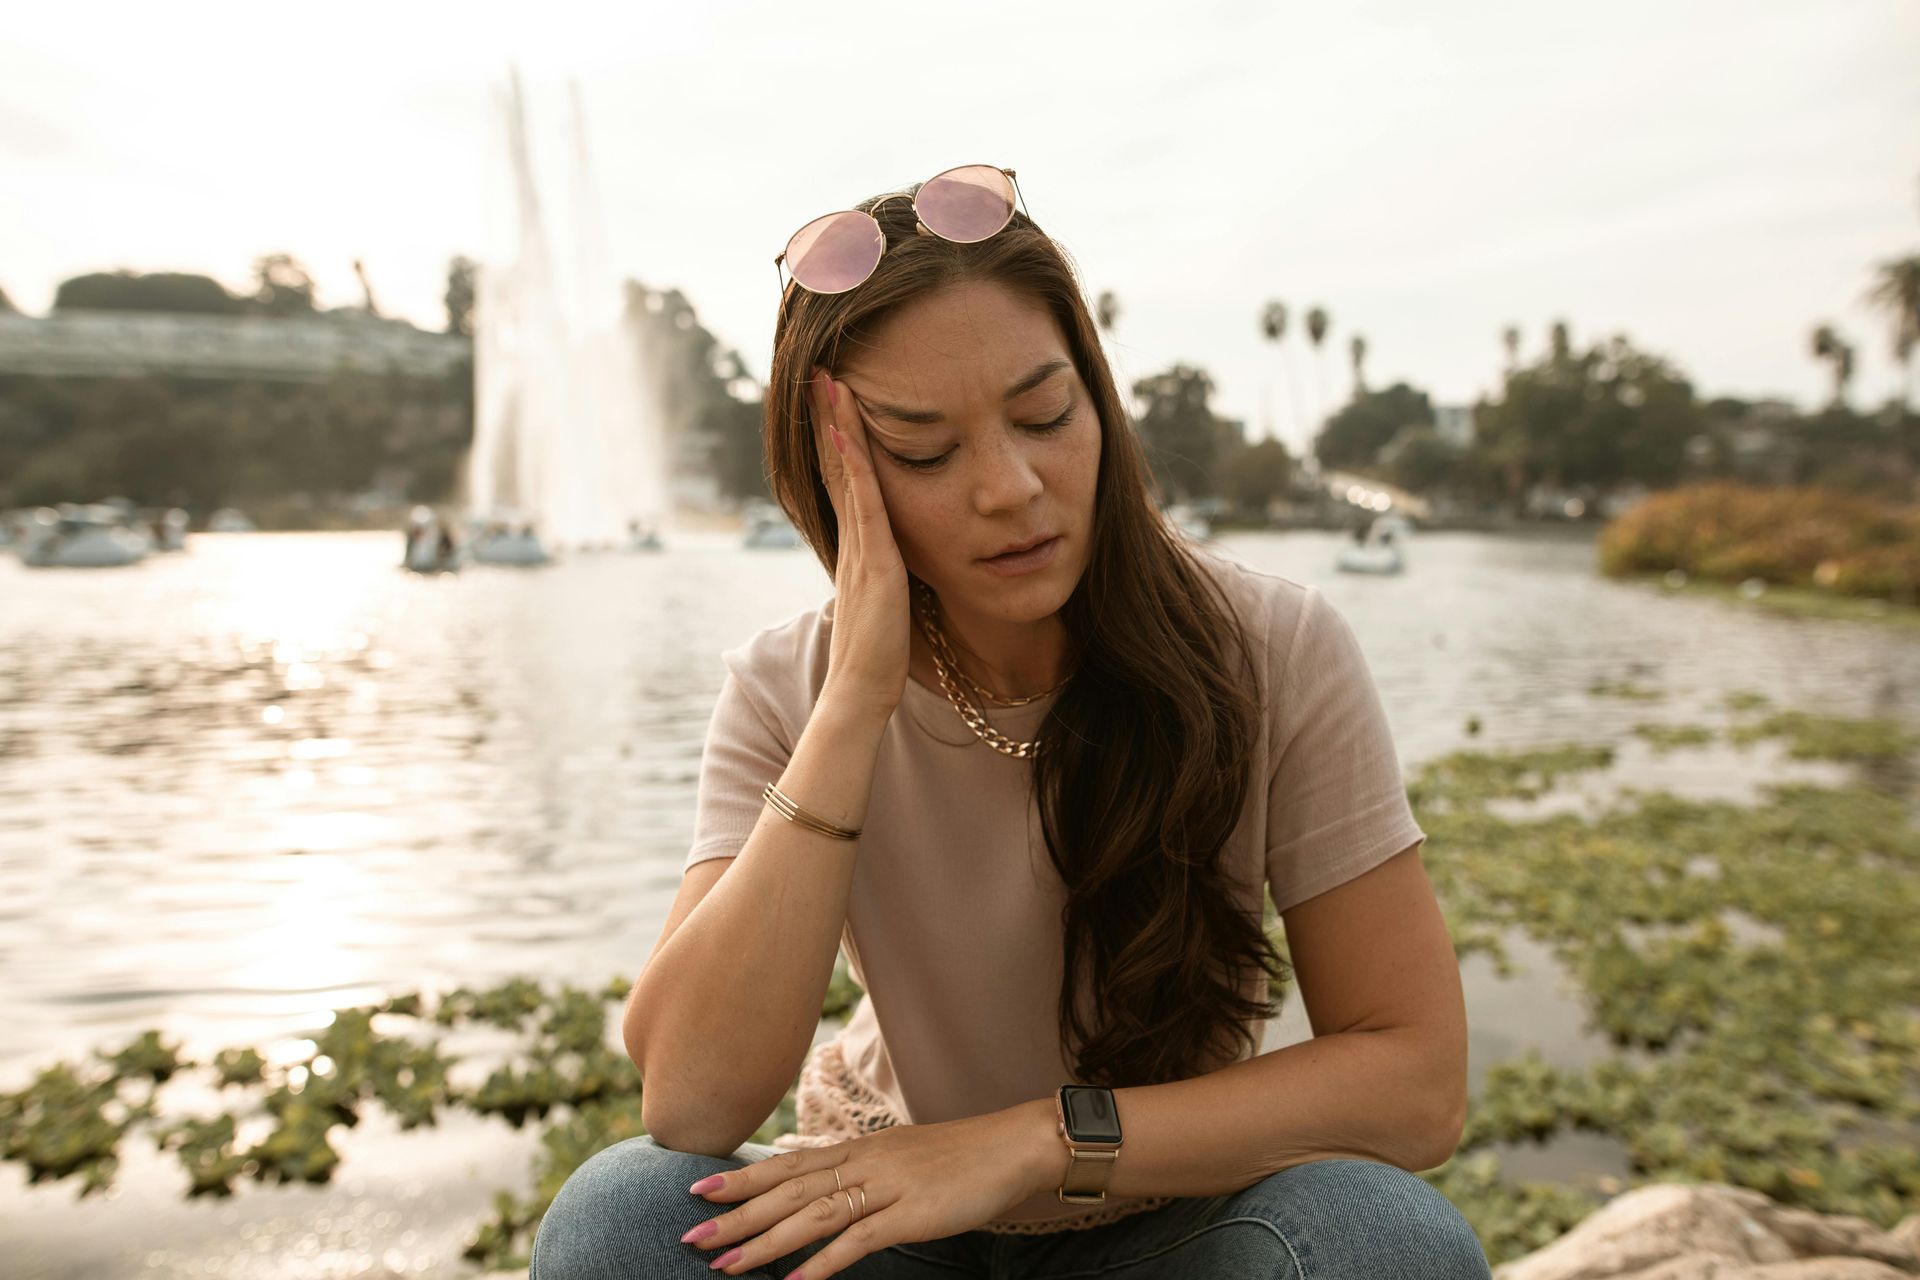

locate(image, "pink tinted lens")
(786, 211), (884, 293)
(916, 166), (1014, 243)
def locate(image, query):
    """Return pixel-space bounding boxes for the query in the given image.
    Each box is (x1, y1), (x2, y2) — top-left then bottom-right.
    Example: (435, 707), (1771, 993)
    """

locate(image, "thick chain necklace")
(912, 580), (1070, 758)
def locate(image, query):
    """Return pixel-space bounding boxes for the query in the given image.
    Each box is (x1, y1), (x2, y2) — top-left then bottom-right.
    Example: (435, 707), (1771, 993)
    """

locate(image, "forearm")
(1015, 1027), (1465, 1201)
(628, 691), (890, 1154)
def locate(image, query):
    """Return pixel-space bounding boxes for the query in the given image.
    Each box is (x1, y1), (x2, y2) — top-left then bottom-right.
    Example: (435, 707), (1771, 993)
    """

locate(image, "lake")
(3, 527), (1913, 1278)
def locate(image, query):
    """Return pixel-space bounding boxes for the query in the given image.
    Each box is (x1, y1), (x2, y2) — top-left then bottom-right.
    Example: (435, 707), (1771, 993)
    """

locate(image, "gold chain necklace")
(912, 581), (1070, 758)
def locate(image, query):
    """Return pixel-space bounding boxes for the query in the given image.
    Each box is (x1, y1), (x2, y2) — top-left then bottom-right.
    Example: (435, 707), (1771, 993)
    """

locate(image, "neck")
(920, 590), (1071, 699)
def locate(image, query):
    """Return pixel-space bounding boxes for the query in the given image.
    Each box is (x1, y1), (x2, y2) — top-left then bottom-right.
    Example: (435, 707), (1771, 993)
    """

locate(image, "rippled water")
(3, 527), (1914, 1276)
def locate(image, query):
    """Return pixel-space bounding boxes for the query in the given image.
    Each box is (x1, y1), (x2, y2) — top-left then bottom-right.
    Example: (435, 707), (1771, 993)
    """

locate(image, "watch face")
(1061, 1087), (1121, 1143)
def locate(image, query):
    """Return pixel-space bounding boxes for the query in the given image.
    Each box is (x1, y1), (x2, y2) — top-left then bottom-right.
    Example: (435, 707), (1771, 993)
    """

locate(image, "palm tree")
(1811, 324), (1855, 407)
(1305, 305), (1330, 452)
(1095, 290), (1121, 335)
(1865, 255), (1920, 409)
(1259, 300), (1305, 450)
(1349, 333), (1368, 396)
(1549, 319), (1571, 363)
(1501, 324), (1521, 378)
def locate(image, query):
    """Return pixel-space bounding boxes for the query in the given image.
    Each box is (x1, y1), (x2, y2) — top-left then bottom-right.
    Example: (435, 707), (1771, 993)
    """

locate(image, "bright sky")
(5, 1), (1917, 454)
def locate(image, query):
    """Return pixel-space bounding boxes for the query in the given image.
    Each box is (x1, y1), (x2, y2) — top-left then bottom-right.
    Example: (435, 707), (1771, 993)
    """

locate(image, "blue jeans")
(530, 1136), (1491, 1279)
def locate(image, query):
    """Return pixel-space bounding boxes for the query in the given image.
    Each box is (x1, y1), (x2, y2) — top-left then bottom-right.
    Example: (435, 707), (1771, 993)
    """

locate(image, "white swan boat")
(16, 506), (153, 568)
(1336, 513), (1412, 575)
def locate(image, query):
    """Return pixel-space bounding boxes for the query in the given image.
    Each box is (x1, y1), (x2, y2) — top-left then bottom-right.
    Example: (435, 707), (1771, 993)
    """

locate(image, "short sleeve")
(683, 661), (795, 870)
(1265, 587), (1425, 913)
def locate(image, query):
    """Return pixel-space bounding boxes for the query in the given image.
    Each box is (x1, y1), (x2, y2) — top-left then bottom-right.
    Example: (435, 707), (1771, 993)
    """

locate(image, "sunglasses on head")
(774, 164), (1030, 295)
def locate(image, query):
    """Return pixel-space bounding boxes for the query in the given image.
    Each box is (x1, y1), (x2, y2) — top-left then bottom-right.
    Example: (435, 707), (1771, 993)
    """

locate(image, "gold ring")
(855, 1186), (868, 1218)
(840, 1188), (859, 1223)
(833, 1167), (843, 1192)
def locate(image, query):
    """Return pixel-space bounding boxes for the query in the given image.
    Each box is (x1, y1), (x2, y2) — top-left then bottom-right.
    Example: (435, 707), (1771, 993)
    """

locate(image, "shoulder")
(1181, 545), (1322, 675)
(718, 595), (836, 730)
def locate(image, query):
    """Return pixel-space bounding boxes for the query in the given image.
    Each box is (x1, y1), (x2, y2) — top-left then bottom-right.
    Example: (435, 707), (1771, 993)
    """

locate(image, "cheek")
(1068, 422), (1102, 499)
(869, 468), (937, 557)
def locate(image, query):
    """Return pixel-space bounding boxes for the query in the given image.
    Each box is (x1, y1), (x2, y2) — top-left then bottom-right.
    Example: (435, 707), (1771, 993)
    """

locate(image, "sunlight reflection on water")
(4, 525), (1916, 1273)
(4, 527), (1916, 1078)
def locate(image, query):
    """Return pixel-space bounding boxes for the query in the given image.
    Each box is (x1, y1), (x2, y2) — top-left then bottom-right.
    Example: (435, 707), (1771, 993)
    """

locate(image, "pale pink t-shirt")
(681, 545), (1426, 1232)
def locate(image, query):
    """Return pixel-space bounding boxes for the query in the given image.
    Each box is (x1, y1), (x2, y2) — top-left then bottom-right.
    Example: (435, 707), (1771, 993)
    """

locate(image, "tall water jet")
(468, 67), (671, 552)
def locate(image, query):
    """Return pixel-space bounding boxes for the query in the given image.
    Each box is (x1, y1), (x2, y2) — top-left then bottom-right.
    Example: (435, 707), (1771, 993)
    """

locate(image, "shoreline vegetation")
(1597, 482), (1920, 610)
(4, 692), (1917, 1270)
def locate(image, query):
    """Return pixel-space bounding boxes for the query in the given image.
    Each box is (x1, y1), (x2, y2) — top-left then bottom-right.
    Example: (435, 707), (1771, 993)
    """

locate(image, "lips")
(984, 533), (1058, 560)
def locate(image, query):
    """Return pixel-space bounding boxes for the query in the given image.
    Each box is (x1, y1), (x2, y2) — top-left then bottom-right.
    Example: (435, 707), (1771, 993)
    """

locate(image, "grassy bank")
(4, 696), (1916, 1269)
(1598, 482), (1920, 607)
(1622, 571), (1920, 629)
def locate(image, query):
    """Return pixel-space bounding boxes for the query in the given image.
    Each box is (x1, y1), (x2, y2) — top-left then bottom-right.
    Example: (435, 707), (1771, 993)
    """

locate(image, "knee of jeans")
(530, 1135), (739, 1278)
(1286, 1159), (1490, 1280)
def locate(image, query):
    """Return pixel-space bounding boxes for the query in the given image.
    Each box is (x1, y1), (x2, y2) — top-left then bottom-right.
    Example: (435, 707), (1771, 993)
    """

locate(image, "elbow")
(619, 979), (797, 1157)
(639, 1098), (760, 1161)
(1403, 1089), (1467, 1172)
(626, 1021), (777, 1158)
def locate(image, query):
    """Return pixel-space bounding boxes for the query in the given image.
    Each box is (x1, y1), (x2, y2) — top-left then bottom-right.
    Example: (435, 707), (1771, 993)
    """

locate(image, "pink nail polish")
(688, 1174), (725, 1195)
(830, 425), (845, 454)
(680, 1221), (716, 1244)
(709, 1246), (742, 1270)
(826, 376), (838, 407)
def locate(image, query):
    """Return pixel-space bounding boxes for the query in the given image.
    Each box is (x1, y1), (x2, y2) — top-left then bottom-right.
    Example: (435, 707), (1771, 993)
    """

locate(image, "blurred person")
(534, 166), (1482, 1279)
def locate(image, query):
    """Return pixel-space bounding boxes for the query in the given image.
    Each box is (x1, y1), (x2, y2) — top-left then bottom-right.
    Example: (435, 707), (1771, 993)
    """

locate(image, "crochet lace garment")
(769, 1038), (1174, 1235)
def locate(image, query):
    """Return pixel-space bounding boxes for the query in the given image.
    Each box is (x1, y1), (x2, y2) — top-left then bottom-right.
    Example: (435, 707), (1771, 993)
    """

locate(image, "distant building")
(1434, 404), (1475, 448)
(0, 308), (470, 382)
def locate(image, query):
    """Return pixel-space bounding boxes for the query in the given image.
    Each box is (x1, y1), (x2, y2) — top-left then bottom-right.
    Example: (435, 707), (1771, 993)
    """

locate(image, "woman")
(533, 165), (1486, 1278)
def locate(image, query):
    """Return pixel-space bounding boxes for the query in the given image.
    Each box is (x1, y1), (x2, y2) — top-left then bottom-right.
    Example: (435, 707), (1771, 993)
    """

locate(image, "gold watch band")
(1055, 1086), (1123, 1204)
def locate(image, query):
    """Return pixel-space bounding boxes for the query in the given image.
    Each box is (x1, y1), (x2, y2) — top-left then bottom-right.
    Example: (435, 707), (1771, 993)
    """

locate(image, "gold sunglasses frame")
(773, 164), (1031, 295)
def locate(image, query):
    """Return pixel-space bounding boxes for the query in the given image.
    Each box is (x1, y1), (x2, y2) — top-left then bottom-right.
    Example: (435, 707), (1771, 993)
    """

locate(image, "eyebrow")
(861, 358), (1072, 426)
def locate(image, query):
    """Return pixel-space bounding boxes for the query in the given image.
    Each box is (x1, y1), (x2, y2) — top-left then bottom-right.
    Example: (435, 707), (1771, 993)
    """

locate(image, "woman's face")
(831, 278), (1101, 627)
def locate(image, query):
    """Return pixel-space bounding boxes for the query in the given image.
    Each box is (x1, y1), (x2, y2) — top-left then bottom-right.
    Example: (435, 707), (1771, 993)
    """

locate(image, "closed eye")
(890, 407), (1075, 472)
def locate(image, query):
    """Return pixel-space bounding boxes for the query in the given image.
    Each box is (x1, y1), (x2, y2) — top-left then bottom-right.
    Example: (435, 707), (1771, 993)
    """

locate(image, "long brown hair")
(764, 181), (1288, 1088)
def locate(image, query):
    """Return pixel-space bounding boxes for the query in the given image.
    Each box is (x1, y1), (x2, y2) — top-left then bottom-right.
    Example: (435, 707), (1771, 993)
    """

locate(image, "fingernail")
(688, 1174), (725, 1195)
(709, 1246), (742, 1270)
(680, 1221), (717, 1244)
(830, 425), (845, 454)
(825, 375), (838, 407)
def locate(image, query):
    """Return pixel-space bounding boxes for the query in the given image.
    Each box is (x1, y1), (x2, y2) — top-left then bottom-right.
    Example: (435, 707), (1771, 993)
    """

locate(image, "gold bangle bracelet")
(762, 782), (862, 841)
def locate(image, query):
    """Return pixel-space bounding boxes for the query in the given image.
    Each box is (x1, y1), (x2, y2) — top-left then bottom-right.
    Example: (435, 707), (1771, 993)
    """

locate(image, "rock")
(1493, 1183), (1920, 1280)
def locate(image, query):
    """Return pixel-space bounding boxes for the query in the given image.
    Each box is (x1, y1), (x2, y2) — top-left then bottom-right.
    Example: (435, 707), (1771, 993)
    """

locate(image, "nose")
(970, 430), (1046, 515)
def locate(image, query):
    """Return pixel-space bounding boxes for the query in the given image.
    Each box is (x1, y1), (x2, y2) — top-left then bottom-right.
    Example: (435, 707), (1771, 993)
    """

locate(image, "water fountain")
(465, 67), (673, 562)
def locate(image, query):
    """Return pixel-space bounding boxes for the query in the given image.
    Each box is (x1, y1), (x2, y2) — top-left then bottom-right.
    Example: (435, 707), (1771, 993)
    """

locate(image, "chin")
(972, 569), (1079, 619)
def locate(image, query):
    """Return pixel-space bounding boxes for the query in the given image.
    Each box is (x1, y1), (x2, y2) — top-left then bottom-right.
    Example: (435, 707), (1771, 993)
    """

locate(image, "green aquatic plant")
(1587, 678), (1662, 701)
(0, 1061), (137, 1194)
(1630, 722), (1715, 752)
(434, 976), (547, 1029)
(210, 1047), (265, 1087)
(1422, 1150), (1607, 1259)
(1728, 710), (1919, 764)
(156, 1114), (247, 1197)
(1408, 743), (1615, 809)
(103, 1030), (185, 1084)
(1410, 721), (1920, 1247)
(4, 707), (1916, 1267)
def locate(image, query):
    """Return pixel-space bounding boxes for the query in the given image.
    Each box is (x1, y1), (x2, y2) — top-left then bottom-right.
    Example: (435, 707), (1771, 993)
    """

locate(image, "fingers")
(690, 1177), (890, 1278)
(779, 1209), (895, 1280)
(812, 368), (873, 547)
(681, 1161), (854, 1262)
(808, 368), (844, 513)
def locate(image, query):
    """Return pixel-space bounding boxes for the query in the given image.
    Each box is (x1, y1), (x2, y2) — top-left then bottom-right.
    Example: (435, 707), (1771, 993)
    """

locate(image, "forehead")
(840, 279), (1070, 408)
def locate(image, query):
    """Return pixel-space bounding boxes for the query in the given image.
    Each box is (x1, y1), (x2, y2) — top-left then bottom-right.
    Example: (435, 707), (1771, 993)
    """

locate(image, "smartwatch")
(1054, 1084), (1123, 1203)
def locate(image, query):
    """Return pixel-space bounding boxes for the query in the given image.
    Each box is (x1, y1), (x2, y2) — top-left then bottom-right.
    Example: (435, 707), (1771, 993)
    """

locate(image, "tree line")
(4, 227), (1915, 523)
